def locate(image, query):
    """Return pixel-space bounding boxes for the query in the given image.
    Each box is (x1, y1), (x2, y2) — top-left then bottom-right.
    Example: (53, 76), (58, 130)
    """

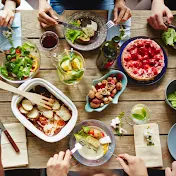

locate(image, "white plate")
(11, 78), (78, 143)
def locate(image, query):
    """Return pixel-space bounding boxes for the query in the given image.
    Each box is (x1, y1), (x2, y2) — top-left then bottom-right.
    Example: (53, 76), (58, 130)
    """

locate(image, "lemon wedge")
(71, 58), (81, 69)
(61, 60), (72, 71)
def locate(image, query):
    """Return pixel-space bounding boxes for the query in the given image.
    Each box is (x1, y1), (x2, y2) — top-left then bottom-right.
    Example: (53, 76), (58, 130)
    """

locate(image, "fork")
(106, 20), (115, 29)
(0, 80), (53, 109)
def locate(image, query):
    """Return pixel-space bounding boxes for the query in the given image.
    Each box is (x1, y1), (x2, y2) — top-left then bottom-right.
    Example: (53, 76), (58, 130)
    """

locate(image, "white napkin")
(134, 123), (163, 168)
(1, 123), (28, 168)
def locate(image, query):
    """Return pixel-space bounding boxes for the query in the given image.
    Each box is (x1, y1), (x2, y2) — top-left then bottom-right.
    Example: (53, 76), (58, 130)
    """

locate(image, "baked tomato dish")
(121, 39), (165, 81)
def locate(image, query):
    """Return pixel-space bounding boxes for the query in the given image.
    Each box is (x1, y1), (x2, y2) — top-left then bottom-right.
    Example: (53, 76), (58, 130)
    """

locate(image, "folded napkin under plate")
(134, 123), (163, 168)
(106, 9), (131, 46)
(1, 123), (28, 168)
(0, 12), (22, 50)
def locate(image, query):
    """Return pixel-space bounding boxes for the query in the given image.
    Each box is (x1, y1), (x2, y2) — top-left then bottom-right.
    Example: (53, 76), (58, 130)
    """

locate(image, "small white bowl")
(11, 78), (78, 143)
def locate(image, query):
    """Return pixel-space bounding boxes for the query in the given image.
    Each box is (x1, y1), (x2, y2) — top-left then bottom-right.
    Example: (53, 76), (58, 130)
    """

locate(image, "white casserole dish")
(11, 78), (78, 143)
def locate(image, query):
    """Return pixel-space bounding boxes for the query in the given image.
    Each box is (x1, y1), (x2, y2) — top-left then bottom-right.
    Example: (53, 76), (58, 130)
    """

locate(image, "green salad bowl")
(0, 37), (41, 84)
(85, 70), (128, 112)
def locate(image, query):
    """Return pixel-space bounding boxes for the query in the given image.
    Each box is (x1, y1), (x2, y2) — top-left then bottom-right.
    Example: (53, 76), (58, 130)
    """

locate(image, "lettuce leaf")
(162, 28), (176, 46)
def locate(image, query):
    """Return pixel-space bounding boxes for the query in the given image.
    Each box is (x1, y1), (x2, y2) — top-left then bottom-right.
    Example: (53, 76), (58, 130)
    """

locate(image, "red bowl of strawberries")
(85, 70), (128, 112)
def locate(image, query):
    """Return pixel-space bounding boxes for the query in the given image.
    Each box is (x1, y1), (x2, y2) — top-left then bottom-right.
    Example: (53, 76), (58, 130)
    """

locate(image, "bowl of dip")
(69, 120), (116, 166)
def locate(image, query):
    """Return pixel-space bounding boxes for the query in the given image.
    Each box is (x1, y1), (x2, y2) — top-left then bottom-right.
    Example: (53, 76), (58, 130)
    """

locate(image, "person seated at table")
(46, 150), (176, 176)
(38, 0), (132, 28)
(147, 0), (174, 31)
(0, 0), (21, 27)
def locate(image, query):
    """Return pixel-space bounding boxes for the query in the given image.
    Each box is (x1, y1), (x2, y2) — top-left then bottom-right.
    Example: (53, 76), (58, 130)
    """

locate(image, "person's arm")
(113, 0), (131, 25)
(2, 0), (21, 7)
(117, 154), (148, 176)
(147, 0), (173, 30)
(46, 150), (71, 176)
(0, 0), (19, 27)
(38, 0), (58, 28)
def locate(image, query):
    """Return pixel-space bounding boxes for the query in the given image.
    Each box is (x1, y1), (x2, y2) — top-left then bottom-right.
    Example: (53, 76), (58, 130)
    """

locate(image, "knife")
(0, 121), (20, 153)
(56, 20), (82, 31)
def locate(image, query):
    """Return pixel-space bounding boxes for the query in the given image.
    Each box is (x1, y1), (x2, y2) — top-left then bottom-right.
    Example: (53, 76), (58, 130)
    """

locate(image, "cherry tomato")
(16, 48), (21, 54)
(88, 129), (94, 136)
(101, 132), (105, 137)
(57, 120), (65, 127)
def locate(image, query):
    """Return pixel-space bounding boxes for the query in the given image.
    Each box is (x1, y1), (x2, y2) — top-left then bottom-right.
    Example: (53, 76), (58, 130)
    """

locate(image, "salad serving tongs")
(0, 80), (53, 109)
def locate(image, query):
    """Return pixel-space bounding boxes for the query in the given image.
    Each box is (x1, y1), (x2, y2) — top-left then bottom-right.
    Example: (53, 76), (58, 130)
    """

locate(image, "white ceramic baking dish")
(11, 78), (78, 143)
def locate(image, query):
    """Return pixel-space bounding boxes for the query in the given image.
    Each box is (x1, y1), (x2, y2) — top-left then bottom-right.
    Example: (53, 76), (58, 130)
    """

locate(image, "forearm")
(4, 0), (16, 11)
(0, 164), (4, 176)
(2, 0), (21, 7)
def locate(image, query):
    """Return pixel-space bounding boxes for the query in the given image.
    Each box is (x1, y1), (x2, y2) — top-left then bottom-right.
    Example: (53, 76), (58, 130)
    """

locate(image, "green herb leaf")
(132, 113), (145, 120)
(141, 108), (147, 117)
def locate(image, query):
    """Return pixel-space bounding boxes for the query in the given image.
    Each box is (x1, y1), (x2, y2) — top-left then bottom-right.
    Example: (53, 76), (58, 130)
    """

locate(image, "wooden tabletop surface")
(2, 10), (176, 170)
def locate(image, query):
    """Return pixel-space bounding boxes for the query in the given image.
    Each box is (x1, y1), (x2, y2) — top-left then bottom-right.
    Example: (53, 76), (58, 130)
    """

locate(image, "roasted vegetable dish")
(18, 86), (72, 136)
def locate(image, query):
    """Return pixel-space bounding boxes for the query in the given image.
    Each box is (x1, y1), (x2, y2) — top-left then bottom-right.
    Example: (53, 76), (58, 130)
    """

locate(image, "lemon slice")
(71, 58), (81, 69)
(61, 60), (72, 71)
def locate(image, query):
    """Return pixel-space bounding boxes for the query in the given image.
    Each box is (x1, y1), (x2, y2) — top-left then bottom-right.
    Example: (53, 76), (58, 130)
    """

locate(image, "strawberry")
(110, 74), (115, 77)
(116, 73), (123, 81)
(110, 79), (116, 85)
(104, 61), (114, 68)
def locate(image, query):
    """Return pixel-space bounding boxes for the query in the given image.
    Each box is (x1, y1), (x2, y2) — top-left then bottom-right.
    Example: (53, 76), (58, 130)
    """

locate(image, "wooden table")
(2, 10), (176, 170)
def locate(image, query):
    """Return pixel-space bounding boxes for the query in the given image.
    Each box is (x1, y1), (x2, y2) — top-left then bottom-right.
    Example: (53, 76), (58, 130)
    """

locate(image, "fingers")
(165, 167), (172, 176)
(0, 12), (7, 26)
(64, 150), (71, 163)
(48, 8), (59, 20)
(155, 14), (167, 30)
(38, 11), (57, 26)
(8, 16), (14, 27)
(165, 8), (173, 24)
(114, 9), (126, 25)
(117, 157), (129, 174)
(58, 151), (65, 162)
(47, 157), (53, 167)
(122, 8), (131, 22)
(118, 153), (131, 161)
(172, 161), (176, 175)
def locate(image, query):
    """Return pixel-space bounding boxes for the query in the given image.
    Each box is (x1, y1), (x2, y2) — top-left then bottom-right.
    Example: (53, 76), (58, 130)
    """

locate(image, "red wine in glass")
(40, 31), (59, 50)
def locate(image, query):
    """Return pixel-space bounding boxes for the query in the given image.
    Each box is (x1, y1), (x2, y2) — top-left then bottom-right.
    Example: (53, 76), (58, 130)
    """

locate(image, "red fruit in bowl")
(110, 74), (115, 77)
(116, 73), (123, 81)
(110, 79), (116, 85)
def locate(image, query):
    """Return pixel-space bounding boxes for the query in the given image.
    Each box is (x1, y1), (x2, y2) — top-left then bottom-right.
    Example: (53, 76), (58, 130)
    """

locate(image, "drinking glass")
(126, 104), (151, 125)
(40, 31), (59, 57)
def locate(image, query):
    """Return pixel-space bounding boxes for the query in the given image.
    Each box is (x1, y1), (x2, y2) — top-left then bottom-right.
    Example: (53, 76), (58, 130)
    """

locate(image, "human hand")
(46, 150), (71, 176)
(0, 0), (16, 27)
(117, 154), (148, 176)
(113, 0), (131, 25)
(0, 9), (15, 27)
(147, 0), (173, 30)
(165, 161), (176, 176)
(38, 0), (58, 28)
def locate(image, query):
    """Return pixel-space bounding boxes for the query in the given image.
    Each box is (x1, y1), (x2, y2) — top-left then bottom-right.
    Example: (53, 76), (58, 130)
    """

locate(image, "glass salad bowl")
(0, 37), (41, 84)
(51, 49), (86, 85)
(69, 120), (116, 166)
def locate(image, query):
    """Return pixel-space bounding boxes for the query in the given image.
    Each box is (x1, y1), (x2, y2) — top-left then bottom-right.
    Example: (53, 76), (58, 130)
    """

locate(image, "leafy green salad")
(0, 42), (38, 80)
(162, 28), (176, 46)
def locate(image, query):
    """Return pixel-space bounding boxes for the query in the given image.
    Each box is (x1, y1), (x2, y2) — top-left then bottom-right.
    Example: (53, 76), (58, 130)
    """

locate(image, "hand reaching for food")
(0, 0), (16, 27)
(117, 154), (148, 176)
(47, 150), (72, 176)
(165, 161), (176, 176)
(147, 0), (173, 30)
(38, 0), (58, 28)
(113, 0), (131, 25)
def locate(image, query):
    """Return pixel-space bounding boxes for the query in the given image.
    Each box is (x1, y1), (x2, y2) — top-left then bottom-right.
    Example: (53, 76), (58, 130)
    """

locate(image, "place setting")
(0, 9), (176, 170)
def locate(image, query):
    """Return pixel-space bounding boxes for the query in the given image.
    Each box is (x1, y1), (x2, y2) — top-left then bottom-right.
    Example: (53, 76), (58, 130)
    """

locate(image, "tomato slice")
(88, 129), (94, 136)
